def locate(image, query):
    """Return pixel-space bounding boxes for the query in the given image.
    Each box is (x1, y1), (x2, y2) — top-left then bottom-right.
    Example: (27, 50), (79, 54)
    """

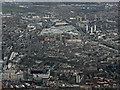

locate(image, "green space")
(21, 62), (35, 66)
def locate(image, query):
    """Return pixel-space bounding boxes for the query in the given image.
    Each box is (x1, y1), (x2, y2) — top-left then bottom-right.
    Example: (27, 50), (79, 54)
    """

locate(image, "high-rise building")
(77, 16), (82, 22)
(70, 34), (73, 40)
(94, 14), (97, 20)
(94, 25), (97, 32)
(84, 15), (87, 20)
(86, 25), (89, 32)
(78, 34), (80, 40)
(76, 75), (81, 83)
(91, 26), (93, 33)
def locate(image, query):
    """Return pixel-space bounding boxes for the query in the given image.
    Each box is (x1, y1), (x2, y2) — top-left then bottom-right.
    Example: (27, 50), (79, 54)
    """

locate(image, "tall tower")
(76, 75), (81, 83)
(94, 25), (97, 32)
(91, 26), (93, 33)
(86, 25), (89, 32)
(94, 14), (97, 21)
(78, 34), (80, 40)
(84, 14), (87, 20)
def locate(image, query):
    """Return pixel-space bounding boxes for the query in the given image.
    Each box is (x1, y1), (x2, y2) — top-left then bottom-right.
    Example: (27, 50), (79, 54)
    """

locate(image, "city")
(0, 2), (119, 89)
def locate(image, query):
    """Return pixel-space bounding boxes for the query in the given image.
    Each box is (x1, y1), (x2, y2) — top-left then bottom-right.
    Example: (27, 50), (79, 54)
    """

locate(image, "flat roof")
(40, 25), (76, 35)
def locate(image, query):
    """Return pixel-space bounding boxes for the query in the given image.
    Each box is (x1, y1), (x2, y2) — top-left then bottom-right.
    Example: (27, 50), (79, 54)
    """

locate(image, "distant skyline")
(2, 0), (119, 2)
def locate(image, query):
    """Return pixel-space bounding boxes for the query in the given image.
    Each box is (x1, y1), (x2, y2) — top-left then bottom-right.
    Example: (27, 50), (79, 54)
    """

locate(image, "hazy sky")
(2, 0), (120, 2)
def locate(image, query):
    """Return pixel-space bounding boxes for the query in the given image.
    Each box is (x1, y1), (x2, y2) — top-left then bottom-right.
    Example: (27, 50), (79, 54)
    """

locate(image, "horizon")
(2, 0), (119, 2)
